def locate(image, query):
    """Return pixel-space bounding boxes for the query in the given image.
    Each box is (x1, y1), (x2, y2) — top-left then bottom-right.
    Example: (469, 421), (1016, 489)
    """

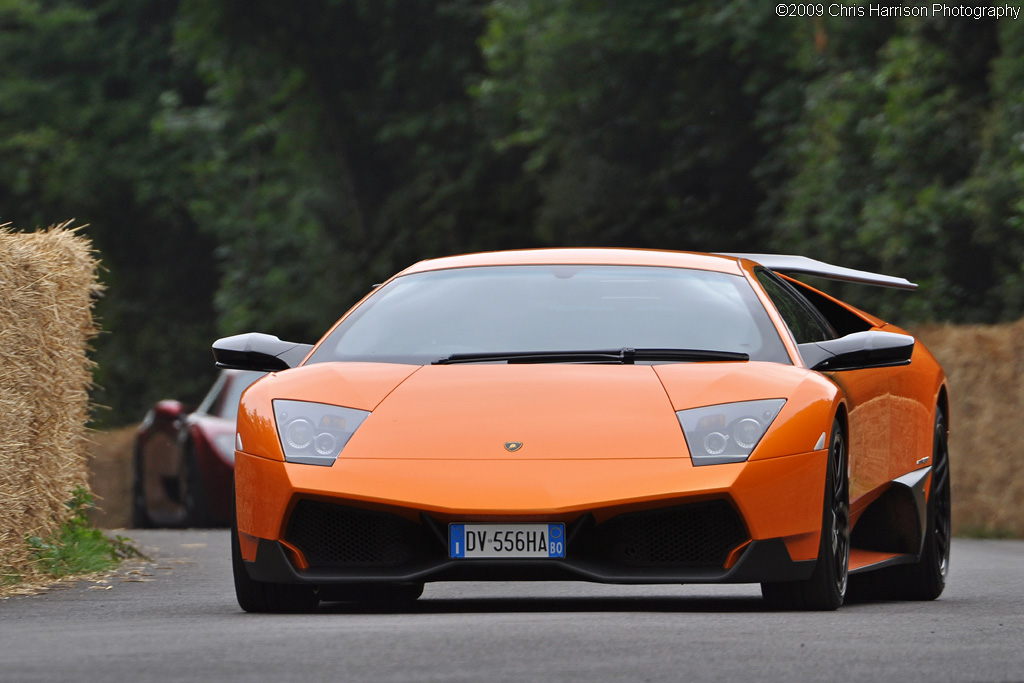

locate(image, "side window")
(785, 278), (873, 336)
(755, 270), (835, 344)
(196, 373), (228, 416)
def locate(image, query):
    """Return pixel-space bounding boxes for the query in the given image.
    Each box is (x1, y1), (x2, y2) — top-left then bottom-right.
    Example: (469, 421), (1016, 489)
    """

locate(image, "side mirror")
(212, 333), (314, 372)
(799, 331), (915, 372)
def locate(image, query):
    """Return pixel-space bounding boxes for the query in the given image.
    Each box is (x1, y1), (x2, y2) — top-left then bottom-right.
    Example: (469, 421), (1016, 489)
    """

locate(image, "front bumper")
(245, 535), (814, 586)
(235, 448), (827, 586)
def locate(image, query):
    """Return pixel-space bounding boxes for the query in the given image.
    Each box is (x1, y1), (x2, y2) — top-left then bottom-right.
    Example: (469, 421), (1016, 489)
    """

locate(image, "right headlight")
(272, 400), (370, 466)
(676, 399), (786, 466)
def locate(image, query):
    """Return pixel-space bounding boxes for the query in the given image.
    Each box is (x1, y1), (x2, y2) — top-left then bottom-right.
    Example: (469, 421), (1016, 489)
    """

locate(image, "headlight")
(272, 400), (370, 466)
(677, 399), (786, 466)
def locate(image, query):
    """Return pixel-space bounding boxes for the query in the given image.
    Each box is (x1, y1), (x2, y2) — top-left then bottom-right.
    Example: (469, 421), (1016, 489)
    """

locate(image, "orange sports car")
(213, 249), (950, 612)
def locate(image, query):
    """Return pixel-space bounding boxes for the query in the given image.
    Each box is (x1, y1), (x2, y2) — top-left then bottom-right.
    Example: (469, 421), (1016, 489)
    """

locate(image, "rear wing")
(718, 253), (917, 291)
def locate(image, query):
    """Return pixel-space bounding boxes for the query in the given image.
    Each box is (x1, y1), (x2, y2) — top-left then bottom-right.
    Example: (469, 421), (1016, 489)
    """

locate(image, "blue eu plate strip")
(548, 523), (565, 558)
(450, 524), (466, 558)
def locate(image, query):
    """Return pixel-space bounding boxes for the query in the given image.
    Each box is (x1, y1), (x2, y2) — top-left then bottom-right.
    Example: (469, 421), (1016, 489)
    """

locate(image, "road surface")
(1, 531), (1022, 682)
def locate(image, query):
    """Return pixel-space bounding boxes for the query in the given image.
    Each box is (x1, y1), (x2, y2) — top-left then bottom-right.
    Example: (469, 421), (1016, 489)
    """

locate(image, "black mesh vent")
(285, 500), (437, 568)
(575, 500), (747, 568)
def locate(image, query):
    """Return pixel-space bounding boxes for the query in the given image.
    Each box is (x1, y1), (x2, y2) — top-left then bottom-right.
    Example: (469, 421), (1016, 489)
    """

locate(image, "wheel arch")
(936, 384), (949, 432)
(833, 401), (849, 443)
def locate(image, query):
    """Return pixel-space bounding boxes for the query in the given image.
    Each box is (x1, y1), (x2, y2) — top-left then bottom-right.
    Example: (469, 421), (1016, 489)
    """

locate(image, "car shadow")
(314, 594), (771, 615)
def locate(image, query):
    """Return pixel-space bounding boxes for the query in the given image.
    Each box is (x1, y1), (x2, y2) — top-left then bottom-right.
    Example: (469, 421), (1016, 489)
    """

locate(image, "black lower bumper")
(245, 536), (815, 586)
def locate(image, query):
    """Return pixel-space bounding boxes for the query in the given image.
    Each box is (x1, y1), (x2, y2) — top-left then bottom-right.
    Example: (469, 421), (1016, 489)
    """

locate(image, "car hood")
(347, 363), (686, 460)
(242, 361), (836, 462)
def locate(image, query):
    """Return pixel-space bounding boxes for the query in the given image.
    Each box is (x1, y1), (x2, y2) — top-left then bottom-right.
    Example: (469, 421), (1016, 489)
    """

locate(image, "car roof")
(398, 249), (744, 276)
(398, 249), (917, 291)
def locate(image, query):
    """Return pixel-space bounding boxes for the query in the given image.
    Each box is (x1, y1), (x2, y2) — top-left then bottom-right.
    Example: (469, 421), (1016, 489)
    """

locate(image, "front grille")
(285, 500), (438, 569)
(574, 500), (747, 568)
(283, 498), (747, 574)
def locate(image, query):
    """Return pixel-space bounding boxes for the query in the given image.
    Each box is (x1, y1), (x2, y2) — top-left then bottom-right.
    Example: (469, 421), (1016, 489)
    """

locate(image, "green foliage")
(170, 0), (538, 342)
(966, 18), (1024, 318)
(477, 0), (801, 250)
(773, 14), (1014, 321)
(6, 2), (1024, 423)
(0, 0), (220, 426)
(26, 487), (142, 579)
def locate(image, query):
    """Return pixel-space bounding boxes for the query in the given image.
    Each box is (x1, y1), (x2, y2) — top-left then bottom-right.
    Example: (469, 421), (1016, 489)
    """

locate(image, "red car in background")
(132, 370), (264, 527)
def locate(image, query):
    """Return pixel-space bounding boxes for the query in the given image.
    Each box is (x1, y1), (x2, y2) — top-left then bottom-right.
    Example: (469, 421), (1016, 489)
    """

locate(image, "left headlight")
(272, 400), (370, 466)
(677, 399), (786, 466)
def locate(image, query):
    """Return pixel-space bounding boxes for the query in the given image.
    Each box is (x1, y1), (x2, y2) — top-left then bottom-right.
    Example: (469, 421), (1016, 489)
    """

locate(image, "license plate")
(449, 523), (565, 559)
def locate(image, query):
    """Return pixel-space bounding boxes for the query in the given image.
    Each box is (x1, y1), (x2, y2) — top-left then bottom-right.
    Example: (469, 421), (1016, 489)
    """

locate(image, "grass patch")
(24, 486), (143, 579)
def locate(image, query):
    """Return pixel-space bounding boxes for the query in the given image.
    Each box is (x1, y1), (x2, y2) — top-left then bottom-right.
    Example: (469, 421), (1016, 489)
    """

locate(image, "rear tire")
(130, 446), (153, 528)
(231, 494), (318, 614)
(180, 442), (212, 528)
(762, 419), (849, 611)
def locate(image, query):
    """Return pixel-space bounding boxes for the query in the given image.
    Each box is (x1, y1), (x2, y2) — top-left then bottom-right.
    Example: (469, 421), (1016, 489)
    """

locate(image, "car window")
(307, 265), (792, 365)
(196, 373), (227, 416)
(197, 371), (264, 420)
(784, 278), (874, 337)
(755, 269), (835, 344)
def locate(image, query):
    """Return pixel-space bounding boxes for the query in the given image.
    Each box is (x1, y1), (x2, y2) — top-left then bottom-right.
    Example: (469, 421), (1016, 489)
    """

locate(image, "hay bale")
(0, 223), (102, 582)
(915, 321), (1024, 537)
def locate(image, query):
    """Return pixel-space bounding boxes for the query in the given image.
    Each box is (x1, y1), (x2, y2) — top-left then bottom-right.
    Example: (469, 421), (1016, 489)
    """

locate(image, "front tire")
(762, 419), (849, 611)
(231, 494), (318, 614)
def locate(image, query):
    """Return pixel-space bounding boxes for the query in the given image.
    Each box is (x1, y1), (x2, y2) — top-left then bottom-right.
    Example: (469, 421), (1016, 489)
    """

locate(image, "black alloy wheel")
(828, 425), (851, 598)
(130, 447), (153, 528)
(761, 418), (849, 611)
(179, 442), (212, 527)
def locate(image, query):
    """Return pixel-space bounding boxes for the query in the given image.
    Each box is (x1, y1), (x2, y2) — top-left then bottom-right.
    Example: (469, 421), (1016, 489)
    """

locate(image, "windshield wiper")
(432, 348), (749, 365)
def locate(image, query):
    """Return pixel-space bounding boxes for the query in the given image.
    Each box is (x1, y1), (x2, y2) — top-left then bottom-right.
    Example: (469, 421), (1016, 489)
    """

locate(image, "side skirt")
(849, 466), (931, 565)
(849, 549), (916, 575)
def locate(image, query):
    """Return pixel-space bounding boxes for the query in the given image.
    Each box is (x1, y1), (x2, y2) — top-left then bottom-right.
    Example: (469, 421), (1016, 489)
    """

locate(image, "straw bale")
(0, 222), (102, 582)
(914, 320), (1024, 537)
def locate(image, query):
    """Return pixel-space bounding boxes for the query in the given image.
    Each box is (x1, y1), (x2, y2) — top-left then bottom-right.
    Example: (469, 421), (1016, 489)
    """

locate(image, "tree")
(0, 0), (219, 425)
(172, 0), (537, 342)
(774, 14), (1005, 321)
(476, 0), (803, 251)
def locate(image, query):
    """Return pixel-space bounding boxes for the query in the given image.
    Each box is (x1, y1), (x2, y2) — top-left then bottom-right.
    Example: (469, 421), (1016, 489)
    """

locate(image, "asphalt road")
(1, 532), (1022, 683)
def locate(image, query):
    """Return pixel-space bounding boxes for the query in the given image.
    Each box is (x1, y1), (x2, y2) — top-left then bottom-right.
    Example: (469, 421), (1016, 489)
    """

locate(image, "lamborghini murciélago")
(213, 249), (950, 612)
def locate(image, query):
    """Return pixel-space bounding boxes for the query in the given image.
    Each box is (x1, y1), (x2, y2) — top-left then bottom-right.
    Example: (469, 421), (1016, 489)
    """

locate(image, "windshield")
(306, 265), (789, 365)
(197, 370), (265, 420)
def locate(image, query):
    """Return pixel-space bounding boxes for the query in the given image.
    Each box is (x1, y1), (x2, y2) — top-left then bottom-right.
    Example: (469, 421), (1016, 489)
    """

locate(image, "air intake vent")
(575, 500), (747, 568)
(285, 500), (437, 568)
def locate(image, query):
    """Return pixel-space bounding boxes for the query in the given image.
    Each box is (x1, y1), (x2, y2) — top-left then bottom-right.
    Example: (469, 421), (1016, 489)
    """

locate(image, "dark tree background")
(2, 1), (1022, 425)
